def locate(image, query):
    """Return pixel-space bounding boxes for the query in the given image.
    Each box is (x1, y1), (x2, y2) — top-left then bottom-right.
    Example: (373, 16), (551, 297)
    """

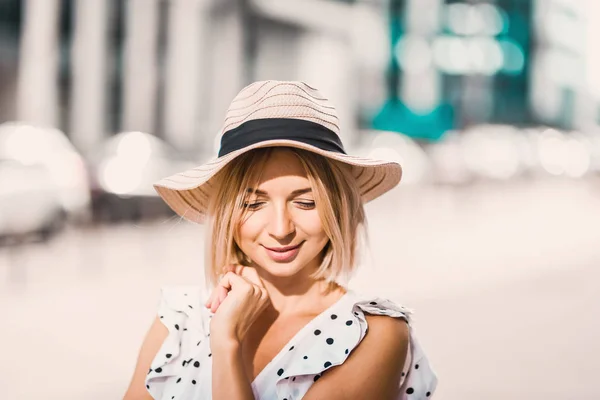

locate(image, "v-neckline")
(250, 290), (352, 387)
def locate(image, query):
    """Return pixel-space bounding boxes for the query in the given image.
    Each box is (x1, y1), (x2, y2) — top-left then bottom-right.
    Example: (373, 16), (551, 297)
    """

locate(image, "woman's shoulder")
(268, 290), (437, 399)
(345, 290), (438, 398)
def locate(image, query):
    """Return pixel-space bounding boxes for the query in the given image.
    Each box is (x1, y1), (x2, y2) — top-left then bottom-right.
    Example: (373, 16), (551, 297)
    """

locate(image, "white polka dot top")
(145, 286), (438, 399)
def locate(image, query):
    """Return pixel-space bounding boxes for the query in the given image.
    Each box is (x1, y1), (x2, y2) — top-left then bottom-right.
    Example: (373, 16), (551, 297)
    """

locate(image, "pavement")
(1, 178), (599, 399)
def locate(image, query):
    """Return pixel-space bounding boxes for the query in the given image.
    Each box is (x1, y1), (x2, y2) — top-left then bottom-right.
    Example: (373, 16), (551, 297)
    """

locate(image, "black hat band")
(218, 118), (346, 157)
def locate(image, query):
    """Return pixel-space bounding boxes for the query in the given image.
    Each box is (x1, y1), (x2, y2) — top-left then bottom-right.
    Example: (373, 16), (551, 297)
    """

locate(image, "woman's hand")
(205, 265), (271, 347)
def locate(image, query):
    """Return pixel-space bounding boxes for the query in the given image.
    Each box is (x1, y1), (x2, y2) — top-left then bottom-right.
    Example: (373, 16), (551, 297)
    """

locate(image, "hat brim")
(153, 139), (402, 224)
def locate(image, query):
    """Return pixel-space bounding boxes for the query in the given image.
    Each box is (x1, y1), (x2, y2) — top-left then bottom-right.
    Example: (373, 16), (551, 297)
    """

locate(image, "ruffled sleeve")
(144, 286), (211, 399)
(271, 293), (437, 400)
(360, 297), (437, 398)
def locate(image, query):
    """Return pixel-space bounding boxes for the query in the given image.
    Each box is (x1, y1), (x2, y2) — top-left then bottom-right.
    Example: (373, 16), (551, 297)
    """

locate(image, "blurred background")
(1, 0), (599, 398)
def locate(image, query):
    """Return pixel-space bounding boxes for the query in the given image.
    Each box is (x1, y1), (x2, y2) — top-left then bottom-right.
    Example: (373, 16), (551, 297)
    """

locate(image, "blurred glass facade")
(0, 0), (596, 144)
(373, 0), (594, 139)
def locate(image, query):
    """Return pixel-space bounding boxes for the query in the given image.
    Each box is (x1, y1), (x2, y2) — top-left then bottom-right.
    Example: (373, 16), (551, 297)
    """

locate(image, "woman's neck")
(258, 274), (345, 318)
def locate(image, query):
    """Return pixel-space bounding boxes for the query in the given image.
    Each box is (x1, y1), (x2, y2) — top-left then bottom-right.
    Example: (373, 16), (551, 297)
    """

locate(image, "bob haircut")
(204, 147), (367, 288)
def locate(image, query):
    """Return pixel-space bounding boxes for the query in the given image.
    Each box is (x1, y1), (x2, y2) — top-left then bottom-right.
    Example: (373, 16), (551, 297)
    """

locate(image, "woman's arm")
(211, 340), (255, 400)
(207, 266), (271, 400)
(303, 314), (410, 400)
(123, 316), (169, 400)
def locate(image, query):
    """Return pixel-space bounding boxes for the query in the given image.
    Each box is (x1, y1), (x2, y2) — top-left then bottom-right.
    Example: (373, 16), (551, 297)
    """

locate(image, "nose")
(267, 204), (295, 240)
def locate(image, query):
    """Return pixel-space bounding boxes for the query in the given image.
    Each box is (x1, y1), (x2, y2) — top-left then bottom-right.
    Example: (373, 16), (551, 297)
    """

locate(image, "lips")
(263, 242), (304, 263)
(264, 243), (302, 252)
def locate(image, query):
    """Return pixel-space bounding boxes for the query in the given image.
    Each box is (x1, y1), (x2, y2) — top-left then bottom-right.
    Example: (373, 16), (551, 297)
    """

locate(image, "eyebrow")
(246, 188), (312, 196)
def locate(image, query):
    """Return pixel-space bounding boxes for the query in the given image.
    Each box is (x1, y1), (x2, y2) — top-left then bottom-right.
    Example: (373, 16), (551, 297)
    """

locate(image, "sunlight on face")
(236, 149), (329, 279)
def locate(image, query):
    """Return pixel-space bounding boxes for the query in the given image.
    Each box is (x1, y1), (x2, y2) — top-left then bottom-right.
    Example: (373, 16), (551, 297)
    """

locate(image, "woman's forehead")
(251, 173), (311, 195)
(259, 148), (308, 181)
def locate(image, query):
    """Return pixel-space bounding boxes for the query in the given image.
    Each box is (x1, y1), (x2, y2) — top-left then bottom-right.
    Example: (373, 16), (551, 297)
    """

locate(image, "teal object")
(372, 99), (453, 142)
(372, 0), (453, 142)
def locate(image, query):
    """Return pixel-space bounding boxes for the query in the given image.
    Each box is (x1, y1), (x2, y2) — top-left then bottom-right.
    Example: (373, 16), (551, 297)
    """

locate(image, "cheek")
(296, 210), (327, 240)
(238, 213), (265, 244)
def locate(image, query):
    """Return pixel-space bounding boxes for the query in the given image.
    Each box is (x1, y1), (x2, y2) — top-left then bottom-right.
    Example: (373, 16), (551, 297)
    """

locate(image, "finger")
(204, 291), (214, 308)
(210, 284), (226, 312)
(217, 271), (254, 294)
(207, 265), (235, 309)
(211, 291), (221, 313)
(218, 285), (228, 304)
(211, 286), (228, 313)
(222, 264), (236, 275)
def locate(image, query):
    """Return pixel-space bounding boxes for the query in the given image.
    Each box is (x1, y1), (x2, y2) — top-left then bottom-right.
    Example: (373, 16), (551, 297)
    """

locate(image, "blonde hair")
(204, 147), (367, 288)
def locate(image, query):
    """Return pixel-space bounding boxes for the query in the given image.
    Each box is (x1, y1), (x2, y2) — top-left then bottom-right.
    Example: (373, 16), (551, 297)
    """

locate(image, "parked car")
(359, 130), (433, 185)
(459, 124), (529, 181)
(0, 158), (65, 242)
(88, 131), (196, 221)
(0, 122), (91, 223)
(514, 126), (595, 179)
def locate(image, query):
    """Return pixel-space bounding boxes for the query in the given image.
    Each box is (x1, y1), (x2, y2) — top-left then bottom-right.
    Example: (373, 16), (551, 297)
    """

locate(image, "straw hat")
(153, 80), (402, 223)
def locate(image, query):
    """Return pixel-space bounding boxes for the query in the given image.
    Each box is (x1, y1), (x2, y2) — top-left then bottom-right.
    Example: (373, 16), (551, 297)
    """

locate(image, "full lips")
(263, 242), (304, 263)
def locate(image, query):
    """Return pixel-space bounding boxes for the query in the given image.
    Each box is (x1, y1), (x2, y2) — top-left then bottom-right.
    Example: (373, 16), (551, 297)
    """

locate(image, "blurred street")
(1, 178), (599, 400)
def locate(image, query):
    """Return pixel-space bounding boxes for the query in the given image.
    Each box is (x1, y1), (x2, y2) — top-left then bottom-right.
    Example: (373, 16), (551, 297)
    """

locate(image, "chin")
(252, 256), (312, 278)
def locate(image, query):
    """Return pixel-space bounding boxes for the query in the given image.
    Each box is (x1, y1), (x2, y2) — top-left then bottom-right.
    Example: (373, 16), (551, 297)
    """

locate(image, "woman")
(123, 81), (437, 400)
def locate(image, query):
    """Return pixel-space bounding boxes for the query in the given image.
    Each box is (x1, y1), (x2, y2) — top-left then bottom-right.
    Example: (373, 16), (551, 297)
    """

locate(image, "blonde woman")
(123, 81), (437, 400)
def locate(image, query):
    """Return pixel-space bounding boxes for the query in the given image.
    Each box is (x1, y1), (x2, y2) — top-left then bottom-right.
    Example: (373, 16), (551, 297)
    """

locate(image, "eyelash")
(296, 201), (315, 209)
(243, 202), (264, 210)
(242, 201), (315, 210)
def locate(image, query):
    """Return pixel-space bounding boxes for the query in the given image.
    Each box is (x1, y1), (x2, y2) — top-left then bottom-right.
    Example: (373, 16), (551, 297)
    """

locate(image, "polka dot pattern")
(144, 286), (437, 400)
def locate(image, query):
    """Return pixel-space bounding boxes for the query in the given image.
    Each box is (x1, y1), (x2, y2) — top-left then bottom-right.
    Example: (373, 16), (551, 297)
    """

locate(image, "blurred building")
(0, 0), (22, 123)
(1, 0), (372, 157)
(531, 0), (593, 130)
(0, 0), (599, 157)
(373, 0), (596, 141)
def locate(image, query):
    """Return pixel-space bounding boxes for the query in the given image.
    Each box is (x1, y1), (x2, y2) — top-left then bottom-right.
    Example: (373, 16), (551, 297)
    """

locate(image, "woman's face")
(236, 149), (329, 279)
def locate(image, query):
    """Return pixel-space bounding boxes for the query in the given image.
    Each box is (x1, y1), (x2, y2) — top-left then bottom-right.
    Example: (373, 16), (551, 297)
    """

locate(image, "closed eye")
(243, 202), (265, 210)
(295, 201), (315, 209)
